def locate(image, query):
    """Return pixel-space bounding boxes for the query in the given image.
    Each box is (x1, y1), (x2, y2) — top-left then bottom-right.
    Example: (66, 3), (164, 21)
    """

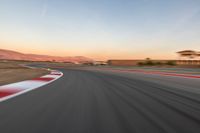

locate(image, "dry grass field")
(0, 61), (48, 86)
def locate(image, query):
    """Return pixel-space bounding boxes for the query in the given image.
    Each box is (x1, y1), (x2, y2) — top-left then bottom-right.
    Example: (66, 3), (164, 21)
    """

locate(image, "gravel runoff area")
(0, 61), (49, 86)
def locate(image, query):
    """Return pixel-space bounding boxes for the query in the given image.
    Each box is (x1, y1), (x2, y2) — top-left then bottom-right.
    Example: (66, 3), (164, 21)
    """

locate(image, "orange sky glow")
(0, 0), (200, 60)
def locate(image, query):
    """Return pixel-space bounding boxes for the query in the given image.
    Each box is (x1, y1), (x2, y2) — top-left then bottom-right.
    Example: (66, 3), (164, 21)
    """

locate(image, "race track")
(0, 68), (200, 133)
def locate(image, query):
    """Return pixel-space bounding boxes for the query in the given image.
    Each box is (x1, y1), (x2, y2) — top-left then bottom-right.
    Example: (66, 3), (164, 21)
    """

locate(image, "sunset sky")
(0, 0), (200, 60)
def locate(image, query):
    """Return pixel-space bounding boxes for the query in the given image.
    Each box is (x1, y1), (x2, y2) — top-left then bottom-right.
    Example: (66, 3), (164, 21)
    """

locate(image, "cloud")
(41, 0), (48, 18)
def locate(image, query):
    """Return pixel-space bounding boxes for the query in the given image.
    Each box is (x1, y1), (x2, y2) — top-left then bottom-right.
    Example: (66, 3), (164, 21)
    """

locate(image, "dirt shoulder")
(0, 61), (49, 86)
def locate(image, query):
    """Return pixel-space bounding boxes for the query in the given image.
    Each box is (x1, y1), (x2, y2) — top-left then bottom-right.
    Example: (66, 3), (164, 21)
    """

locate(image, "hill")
(0, 49), (93, 63)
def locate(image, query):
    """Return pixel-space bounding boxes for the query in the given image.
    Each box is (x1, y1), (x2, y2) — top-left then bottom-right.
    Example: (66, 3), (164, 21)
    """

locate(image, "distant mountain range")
(0, 49), (93, 63)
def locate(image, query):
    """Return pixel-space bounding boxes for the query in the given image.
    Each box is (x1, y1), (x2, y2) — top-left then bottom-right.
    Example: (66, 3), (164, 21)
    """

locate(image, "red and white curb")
(0, 70), (63, 102)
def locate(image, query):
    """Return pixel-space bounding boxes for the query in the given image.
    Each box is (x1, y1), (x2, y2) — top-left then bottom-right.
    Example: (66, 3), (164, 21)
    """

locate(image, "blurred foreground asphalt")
(0, 68), (200, 133)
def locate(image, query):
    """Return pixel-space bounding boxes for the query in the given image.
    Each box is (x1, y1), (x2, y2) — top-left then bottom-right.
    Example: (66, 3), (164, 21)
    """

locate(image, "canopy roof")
(176, 50), (200, 56)
(177, 50), (196, 54)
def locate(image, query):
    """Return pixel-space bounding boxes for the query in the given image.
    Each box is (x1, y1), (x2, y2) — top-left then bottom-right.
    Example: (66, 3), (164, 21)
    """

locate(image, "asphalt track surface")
(0, 68), (200, 133)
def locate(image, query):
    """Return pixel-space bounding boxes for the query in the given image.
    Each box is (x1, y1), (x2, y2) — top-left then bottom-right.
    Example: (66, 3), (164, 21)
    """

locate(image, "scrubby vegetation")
(165, 61), (176, 66)
(138, 58), (176, 66)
